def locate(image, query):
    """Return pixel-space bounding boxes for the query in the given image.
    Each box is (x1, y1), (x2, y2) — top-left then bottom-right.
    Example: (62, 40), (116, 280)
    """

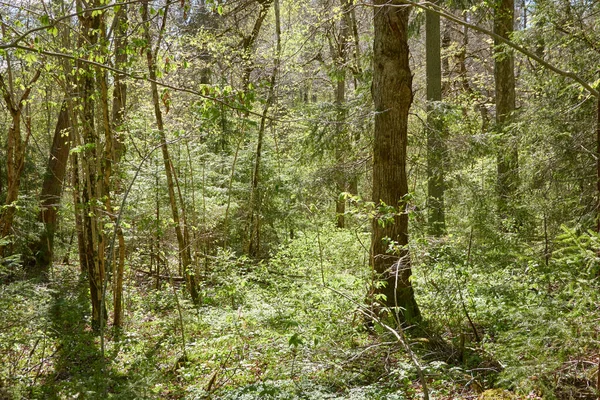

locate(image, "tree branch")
(0, 0), (144, 49)
(5, 44), (271, 119)
(360, 0), (599, 97)
(18, 68), (42, 107)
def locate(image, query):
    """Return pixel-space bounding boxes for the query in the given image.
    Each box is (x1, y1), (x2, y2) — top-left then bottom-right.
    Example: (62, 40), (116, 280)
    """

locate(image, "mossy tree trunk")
(426, 5), (446, 236)
(334, 0), (350, 229)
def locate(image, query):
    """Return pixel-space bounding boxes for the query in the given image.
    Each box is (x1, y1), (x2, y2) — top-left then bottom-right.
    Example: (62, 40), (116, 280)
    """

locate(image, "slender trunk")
(347, 0), (362, 196)
(224, 3), (272, 248)
(335, 0), (350, 229)
(31, 101), (71, 275)
(348, 1), (362, 80)
(76, 0), (106, 330)
(494, 0), (517, 218)
(247, 0), (281, 257)
(0, 112), (23, 249)
(241, 0), (273, 90)
(371, 0), (421, 325)
(426, 5), (446, 235)
(142, 0), (198, 303)
(72, 135), (86, 274)
(155, 157), (161, 290)
(596, 96), (600, 234)
(0, 67), (41, 256)
(111, 3), (128, 329)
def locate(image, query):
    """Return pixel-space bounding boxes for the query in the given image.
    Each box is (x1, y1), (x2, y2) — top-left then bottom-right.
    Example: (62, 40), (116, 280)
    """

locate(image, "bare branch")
(359, 0), (599, 97)
(6, 44), (271, 119)
(0, 0), (144, 49)
(18, 67), (42, 107)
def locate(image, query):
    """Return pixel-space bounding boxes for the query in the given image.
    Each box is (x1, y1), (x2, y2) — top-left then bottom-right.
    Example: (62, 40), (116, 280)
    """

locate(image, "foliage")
(1, 0), (600, 398)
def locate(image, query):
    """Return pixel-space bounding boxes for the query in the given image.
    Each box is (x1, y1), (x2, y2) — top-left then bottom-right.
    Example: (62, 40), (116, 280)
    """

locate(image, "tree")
(142, 0), (199, 304)
(333, 0), (351, 229)
(494, 0), (517, 219)
(371, 0), (421, 324)
(73, 0), (108, 330)
(30, 101), (71, 276)
(0, 62), (41, 256)
(426, 4), (446, 236)
(247, 0), (282, 257)
(109, 3), (128, 328)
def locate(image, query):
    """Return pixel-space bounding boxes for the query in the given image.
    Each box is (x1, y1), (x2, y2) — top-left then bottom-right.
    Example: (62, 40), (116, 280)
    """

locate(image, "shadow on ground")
(31, 273), (162, 399)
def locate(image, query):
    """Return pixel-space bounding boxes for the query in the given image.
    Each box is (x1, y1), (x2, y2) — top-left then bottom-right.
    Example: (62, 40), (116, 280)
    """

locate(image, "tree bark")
(494, 0), (517, 218)
(371, 0), (421, 324)
(110, 3), (128, 329)
(75, 0), (106, 330)
(0, 68), (41, 256)
(30, 101), (71, 275)
(426, 5), (446, 236)
(142, 0), (199, 303)
(334, 0), (350, 229)
(247, 0), (281, 257)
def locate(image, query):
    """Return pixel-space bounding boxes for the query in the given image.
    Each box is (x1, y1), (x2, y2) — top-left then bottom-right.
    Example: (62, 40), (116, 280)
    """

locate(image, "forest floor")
(1, 265), (481, 399)
(2, 229), (598, 399)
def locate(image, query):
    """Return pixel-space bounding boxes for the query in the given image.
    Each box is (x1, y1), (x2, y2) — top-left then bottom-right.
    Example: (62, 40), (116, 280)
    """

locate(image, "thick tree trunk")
(371, 0), (421, 324)
(494, 0), (517, 218)
(142, 0), (199, 303)
(31, 102), (71, 274)
(426, 6), (446, 236)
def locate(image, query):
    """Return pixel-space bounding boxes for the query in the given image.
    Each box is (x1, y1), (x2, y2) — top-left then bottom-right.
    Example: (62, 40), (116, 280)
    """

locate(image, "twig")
(326, 286), (430, 400)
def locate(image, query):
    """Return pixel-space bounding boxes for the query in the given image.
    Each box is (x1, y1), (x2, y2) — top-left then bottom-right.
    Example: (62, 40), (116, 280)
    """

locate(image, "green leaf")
(47, 26), (58, 37)
(288, 333), (303, 347)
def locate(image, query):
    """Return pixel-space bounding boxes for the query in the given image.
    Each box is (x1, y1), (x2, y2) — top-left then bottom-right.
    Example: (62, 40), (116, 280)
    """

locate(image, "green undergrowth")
(3, 224), (599, 399)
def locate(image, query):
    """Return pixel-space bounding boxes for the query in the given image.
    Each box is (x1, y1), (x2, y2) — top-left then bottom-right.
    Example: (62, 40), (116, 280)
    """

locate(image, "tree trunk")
(371, 0), (421, 325)
(494, 0), (517, 218)
(0, 112), (23, 251)
(247, 0), (281, 257)
(426, 5), (446, 236)
(72, 137), (86, 274)
(31, 101), (71, 275)
(334, 0), (350, 229)
(0, 68), (41, 256)
(110, 3), (128, 329)
(142, 0), (199, 304)
(596, 96), (600, 234)
(76, 0), (106, 330)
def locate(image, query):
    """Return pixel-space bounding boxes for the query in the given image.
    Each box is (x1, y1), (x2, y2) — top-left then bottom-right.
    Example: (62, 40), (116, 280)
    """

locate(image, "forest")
(1, 0), (599, 398)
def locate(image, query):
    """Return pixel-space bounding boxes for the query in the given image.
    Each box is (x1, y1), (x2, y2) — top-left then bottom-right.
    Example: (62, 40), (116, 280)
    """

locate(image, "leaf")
(47, 26), (58, 37)
(288, 332), (303, 347)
